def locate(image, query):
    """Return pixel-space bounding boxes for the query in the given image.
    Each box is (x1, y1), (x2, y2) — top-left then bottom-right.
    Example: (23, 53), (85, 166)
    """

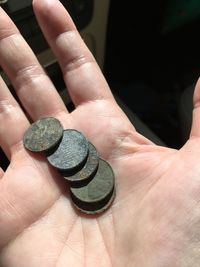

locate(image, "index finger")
(33, 0), (115, 107)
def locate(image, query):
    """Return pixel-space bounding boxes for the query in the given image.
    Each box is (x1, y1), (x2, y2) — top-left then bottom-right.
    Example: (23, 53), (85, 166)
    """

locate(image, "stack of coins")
(23, 117), (115, 214)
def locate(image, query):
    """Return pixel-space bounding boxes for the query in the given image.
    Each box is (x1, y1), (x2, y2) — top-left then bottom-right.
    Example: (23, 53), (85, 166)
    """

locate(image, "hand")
(0, 1), (200, 266)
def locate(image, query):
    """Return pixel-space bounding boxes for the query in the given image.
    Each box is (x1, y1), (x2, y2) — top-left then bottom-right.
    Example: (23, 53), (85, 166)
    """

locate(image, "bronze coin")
(63, 142), (99, 183)
(70, 159), (115, 214)
(47, 129), (89, 171)
(23, 117), (63, 152)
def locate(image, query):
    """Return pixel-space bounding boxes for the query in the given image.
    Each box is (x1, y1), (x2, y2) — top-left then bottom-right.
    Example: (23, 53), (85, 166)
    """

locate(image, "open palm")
(0, 1), (200, 266)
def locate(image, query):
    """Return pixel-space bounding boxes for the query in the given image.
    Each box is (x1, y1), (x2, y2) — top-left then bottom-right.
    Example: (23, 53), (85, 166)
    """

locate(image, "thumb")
(189, 78), (200, 139)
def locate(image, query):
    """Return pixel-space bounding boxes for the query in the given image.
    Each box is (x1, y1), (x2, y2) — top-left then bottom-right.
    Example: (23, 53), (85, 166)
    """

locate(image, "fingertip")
(33, 0), (63, 15)
(33, 0), (76, 40)
(33, 0), (53, 12)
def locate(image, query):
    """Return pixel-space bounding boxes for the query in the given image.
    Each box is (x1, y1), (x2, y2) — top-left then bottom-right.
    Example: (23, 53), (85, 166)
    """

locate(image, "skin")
(0, 0), (200, 266)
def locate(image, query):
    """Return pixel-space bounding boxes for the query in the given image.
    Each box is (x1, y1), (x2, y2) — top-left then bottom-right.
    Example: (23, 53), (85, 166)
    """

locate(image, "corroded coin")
(63, 142), (99, 183)
(23, 117), (63, 152)
(47, 129), (89, 171)
(70, 159), (115, 214)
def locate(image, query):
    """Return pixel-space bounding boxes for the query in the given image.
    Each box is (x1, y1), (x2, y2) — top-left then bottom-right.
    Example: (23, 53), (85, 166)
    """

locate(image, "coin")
(70, 159), (115, 214)
(47, 129), (89, 171)
(23, 117), (63, 152)
(62, 142), (99, 183)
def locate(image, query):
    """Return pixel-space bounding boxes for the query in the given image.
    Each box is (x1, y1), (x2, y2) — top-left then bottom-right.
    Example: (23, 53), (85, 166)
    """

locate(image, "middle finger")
(0, 7), (67, 120)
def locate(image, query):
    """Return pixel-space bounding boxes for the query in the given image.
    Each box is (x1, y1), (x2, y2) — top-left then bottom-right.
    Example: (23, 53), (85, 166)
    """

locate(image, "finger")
(0, 7), (67, 120)
(190, 79), (200, 138)
(0, 168), (4, 178)
(0, 76), (29, 158)
(33, 0), (115, 107)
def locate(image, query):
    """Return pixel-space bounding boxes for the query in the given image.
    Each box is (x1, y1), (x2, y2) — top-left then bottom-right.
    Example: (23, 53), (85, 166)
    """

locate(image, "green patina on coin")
(63, 142), (99, 183)
(70, 159), (115, 214)
(23, 117), (63, 152)
(47, 129), (89, 171)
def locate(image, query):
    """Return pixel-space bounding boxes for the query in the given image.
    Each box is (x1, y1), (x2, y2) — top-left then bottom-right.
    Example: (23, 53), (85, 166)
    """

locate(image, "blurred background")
(105, 0), (200, 149)
(1, 0), (200, 170)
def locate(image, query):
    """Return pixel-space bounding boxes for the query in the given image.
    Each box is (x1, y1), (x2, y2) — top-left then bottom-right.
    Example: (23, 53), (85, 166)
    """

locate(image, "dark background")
(104, 0), (200, 148)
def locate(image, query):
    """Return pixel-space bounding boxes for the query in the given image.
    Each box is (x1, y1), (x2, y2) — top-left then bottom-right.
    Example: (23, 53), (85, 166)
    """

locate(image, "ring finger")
(0, 76), (29, 158)
(0, 7), (68, 121)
